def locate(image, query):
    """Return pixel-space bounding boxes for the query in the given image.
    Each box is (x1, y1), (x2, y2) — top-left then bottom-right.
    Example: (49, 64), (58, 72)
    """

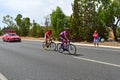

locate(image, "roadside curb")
(73, 43), (120, 49)
(23, 39), (120, 49)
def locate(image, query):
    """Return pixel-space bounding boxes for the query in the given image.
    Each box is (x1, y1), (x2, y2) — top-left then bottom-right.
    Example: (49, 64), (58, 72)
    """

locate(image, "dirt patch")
(99, 42), (120, 47)
(22, 37), (44, 41)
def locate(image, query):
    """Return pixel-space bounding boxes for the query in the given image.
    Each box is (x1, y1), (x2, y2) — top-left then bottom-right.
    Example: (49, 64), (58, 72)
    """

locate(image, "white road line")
(74, 57), (120, 68)
(0, 73), (8, 80)
(94, 48), (120, 53)
(73, 43), (120, 49)
(79, 46), (120, 53)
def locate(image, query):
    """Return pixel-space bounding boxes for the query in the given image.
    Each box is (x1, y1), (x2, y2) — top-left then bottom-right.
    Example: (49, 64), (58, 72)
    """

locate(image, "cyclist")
(44, 29), (52, 49)
(59, 27), (70, 49)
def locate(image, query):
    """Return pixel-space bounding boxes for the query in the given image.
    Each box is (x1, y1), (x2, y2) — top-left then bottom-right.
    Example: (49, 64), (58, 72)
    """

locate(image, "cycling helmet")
(47, 29), (52, 34)
(47, 29), (52, 31)
(65, 27), (70, 31)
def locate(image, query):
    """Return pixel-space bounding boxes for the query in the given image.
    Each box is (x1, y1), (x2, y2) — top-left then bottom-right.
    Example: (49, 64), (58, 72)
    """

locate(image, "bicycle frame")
(57, 40), (77, 55)
(42, 39), (56, 51)
(47, 39), (53, 47)
(62, 40), (70, 50)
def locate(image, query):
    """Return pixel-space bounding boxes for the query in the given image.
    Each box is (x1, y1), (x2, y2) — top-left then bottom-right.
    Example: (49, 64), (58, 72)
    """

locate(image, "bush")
(116, 27), (120, 38)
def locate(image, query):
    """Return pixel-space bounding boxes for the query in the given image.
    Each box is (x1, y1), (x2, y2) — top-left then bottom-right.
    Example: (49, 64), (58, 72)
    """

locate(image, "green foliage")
(71, 0), (120, 42)
(97, 0), (120, 41)
(15, 14), (31, 36)
(2, 15), (16, 28)
(51, 6), (66, 37)
(70, 0), (95, 41)
(0, 28), (2, 35)
(29, 22), (46, 38)
(2, 15), (19, 35)
(116, 27), (120, 38)
(1, 14), (47, 38)
(29, 22), (37, 37)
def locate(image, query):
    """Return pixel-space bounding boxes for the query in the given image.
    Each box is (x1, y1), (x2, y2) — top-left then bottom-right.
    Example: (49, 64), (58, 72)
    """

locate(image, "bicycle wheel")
(49, 42), (56, 51)
(42, 42), (46, 48)
(57, 43), (64, 53)
(68, 44), (77, 55)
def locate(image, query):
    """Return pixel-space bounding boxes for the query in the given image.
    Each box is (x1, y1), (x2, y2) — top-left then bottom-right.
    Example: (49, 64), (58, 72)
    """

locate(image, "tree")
(98, 0), (120, 41)
(70, 0), (99, 41)
(30, 20), (38, 37)
(29, 20), (45, 37)
(51, 6), (66, 37)
(15, 14), (23, 35)
(44, 15), (50, 29)
(22, 17), (31, 36)
(0, 27), (2, 35)
(70, 0), (81, 41)
(2, 15), (19, 34)
(116, 27), (120, 38)
(15, 14), (31, 36)
(112, 0), (120, 41)
(70, 0), (113, 42)
(2, 15), (16, 28)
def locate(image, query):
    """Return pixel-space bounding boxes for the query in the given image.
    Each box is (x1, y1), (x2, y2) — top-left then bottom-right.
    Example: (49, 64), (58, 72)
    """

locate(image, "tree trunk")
(112, 17), (120, 41)
(112, 25), (118, 41)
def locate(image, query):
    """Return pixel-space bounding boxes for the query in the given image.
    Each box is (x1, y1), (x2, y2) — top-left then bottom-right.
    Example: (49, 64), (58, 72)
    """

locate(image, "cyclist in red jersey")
(44, 29), (52, 48)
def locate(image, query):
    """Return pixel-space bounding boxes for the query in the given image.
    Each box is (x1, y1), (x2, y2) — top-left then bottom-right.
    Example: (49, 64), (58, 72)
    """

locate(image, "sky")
(0, 0), (73, 28)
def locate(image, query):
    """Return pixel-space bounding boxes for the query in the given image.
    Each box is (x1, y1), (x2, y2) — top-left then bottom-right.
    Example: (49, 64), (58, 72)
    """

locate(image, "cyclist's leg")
(60, 36), (63, 44)
(66, 40), (70, 50)
(60, 36), (64, 49)
(62, 39), (68, 50)
(45, 34), (49, 48)
(46, 39), (50, 48)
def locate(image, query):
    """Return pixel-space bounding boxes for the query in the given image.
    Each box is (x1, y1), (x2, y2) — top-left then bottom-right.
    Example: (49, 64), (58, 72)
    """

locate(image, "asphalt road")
(0, 39), (120, 80)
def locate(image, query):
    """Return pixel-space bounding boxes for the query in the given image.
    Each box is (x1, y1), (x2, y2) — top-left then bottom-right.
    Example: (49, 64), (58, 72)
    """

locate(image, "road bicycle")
(57, 40), (77, 55)
(42, 39), (56, 51)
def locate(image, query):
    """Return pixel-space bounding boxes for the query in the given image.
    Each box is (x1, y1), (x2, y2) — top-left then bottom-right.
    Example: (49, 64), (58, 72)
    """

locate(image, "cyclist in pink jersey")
(60, 28), (70, 42)
(59, 28), (70, 49)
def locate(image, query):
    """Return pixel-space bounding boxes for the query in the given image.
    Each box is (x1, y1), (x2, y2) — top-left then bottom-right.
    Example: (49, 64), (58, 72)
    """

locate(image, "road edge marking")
(0, 73), (8, 80)
(74, 57), (120, 68)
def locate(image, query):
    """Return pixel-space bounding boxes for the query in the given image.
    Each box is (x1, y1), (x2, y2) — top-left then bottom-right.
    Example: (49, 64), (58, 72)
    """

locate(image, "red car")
(2, 33), (21, 42)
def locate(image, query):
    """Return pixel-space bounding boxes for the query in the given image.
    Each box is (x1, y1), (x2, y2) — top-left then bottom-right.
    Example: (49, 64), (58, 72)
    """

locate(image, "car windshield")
(9, 33), (17, 36)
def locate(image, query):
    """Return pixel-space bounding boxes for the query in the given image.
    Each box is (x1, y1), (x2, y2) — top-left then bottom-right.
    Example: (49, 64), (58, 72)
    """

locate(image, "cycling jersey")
(60, 31), (70, 38)
(45, 31), (52, 40)
(59, 31), (70, 42)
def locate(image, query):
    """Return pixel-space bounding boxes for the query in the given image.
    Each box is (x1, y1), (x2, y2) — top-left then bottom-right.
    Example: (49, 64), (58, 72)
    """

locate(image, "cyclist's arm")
(65, 35), (69, 41)
(66, 34), (72, 42)
(48, 34), (53, 41)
